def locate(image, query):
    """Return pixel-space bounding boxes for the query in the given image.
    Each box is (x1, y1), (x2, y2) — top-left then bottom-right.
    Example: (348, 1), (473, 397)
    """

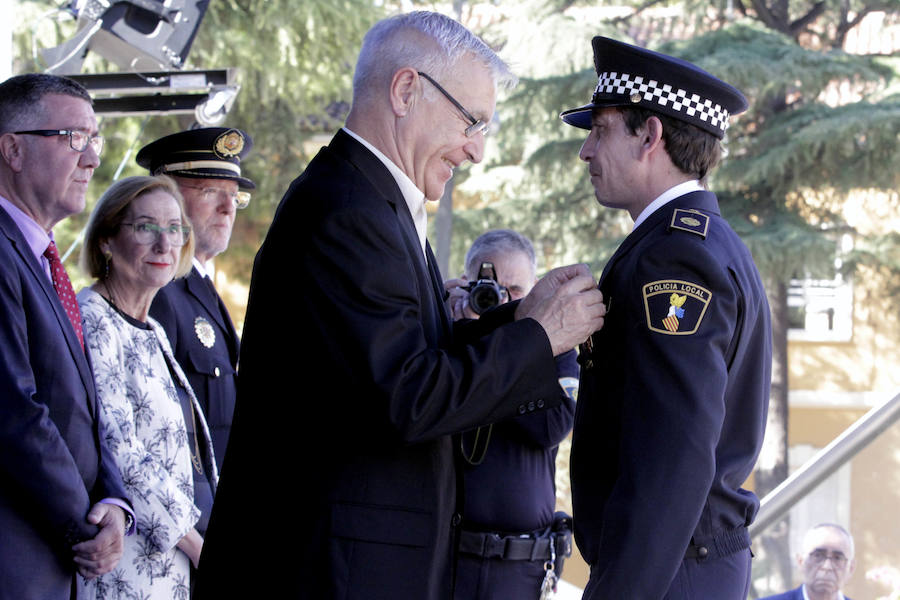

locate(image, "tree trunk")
(750, 277), (792, 595)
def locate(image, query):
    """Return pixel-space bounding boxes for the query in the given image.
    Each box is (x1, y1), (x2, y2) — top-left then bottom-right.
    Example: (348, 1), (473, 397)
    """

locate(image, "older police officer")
(138, 128), (253, 529)
(561, 38), (772, 599)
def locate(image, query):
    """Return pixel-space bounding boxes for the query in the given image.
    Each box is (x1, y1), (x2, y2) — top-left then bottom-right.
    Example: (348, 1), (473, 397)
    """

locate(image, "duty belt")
(459, 530), (553, 561)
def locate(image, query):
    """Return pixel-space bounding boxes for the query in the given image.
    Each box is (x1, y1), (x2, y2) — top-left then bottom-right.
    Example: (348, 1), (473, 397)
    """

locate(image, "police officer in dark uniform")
(445, 230), (577, 600)
(138, 127), (253, 534)
(560, 38), (772, 599)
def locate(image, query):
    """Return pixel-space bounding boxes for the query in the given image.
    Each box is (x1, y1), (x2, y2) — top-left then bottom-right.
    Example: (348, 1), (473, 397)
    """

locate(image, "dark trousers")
(454, 553), (546, 600)
(662, 548), (752, 600)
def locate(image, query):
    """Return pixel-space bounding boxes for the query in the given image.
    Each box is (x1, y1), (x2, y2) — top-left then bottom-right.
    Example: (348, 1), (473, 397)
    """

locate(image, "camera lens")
(469, 281), (502, 315)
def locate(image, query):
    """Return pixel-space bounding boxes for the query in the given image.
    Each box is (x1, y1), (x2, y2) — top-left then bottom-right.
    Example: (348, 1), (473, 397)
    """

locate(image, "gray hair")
(803, 523), (855, 559)
(0, 73), (92, 134)
(465, 229), (536, 280)
(352, 11), (516, 106)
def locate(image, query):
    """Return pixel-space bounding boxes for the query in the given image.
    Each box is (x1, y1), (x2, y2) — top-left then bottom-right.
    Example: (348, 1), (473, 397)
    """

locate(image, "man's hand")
(516, 264), (605, 356)
(72, 503), (126, 579)
(444, 276), (479, 320)
(177, 528), (204, 569)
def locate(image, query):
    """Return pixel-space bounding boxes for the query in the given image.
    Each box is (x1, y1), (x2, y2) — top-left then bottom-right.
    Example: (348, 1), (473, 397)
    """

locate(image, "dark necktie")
(44, 240), (84, 350)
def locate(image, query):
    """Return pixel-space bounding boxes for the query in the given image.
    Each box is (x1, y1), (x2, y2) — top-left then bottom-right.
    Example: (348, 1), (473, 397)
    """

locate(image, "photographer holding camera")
(445, 229), (578, 600)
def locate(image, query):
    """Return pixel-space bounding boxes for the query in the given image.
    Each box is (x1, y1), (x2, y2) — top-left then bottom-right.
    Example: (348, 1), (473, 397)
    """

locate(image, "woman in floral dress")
(76, 175), (217, 599)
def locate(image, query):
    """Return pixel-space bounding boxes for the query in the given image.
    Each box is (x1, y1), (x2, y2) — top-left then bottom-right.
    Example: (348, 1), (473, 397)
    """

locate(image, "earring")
(103, 251), (112, 280)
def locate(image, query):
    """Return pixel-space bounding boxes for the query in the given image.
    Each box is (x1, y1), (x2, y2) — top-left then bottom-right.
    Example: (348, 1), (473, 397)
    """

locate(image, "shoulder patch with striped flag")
(642, 279), (712, 335)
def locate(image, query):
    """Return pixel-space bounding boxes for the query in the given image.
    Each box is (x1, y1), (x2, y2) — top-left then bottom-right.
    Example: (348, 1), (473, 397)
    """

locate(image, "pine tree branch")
(789, 1), (826, 36)
(609, 0), (671, 25)
(748, 0), (791, 35)
(833, 4), (887, 48)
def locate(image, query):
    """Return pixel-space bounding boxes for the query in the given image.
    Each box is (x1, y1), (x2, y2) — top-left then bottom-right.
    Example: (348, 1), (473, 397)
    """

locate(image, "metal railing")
(750, 389), (900, 537)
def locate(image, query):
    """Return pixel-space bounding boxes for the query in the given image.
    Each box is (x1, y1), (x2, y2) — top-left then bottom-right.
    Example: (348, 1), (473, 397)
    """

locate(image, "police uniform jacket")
(150, 265), (240, 473)
(196, 130), (564, 600)
(461, 349), (577, 534)
(571, 190), (772, 599)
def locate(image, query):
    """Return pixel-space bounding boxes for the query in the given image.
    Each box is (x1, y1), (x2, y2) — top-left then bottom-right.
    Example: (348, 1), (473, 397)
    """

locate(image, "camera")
(465, 262), (506, 315)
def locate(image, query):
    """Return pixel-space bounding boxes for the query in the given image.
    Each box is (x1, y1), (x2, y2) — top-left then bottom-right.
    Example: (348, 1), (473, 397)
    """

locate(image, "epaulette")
(668, 208), (709, 239)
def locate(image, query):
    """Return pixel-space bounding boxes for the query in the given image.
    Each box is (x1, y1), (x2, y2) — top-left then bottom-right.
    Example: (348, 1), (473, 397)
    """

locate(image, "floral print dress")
(77, 288), (217, 600)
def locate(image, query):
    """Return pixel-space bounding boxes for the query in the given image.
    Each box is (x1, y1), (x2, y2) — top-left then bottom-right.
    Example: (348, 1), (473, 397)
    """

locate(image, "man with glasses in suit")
(0, 72), (132, 600)
(761, 524), (856, 600)
(196, 11), (605, 600)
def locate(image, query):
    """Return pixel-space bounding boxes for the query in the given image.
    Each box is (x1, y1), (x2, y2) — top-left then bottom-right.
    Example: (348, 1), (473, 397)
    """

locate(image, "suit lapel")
(330, 131), (429, 276)
(426, 241), (452, 338)
(0, 206), (96, 411)
(329, 131), (449, 337)
(184, 267), (240, 360)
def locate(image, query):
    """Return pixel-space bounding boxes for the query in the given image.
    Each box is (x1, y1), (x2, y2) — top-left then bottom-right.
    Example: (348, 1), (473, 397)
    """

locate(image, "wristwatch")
(123, 511), (134, 536)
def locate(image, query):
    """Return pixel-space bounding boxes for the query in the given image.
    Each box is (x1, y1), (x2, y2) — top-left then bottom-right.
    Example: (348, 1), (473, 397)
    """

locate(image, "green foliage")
(720, 99), (900, 195)
(458, 7), (900, 285)
(661, 21), (893, 116)
(13, 0), (382, 282)
(844, 231), (900, 284)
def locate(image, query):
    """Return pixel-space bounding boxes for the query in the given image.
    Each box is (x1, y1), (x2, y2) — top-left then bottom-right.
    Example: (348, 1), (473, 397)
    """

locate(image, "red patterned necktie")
(43, 240), (84, 350)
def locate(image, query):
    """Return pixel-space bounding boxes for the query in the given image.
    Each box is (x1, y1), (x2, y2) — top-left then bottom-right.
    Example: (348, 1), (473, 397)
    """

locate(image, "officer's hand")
(516, 264), (605, 356)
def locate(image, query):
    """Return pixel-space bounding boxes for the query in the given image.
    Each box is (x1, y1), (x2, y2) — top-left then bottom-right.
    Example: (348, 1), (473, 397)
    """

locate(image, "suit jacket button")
(527, 401), (535, 412)
(518, 405), (526, 414)
(214, 366), (220, 377)
(451, 513), (462, 527)
(537, 399), (545, 408)
(698, 546), (709, 558)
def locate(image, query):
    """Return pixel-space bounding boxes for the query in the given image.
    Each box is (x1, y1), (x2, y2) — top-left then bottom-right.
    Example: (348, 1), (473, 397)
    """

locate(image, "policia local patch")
(642, 280), (712, 335)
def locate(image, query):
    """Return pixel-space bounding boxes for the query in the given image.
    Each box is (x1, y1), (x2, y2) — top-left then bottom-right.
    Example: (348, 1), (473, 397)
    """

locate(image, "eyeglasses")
(178, 183), (251, 209)
(417, 71), (489, 137)
(14, 129), (104, 155)
(121, 222), (191, 246)
(808, 550), (849, 568)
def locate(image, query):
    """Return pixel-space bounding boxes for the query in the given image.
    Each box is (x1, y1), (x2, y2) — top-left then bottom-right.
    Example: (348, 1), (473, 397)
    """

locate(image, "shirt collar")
(802, 584), (845, 600)
(632, 180), (704, 230)
(342, 127), (428, 257)
(193, 257), (210, 279)
(0, 195), (53, 269)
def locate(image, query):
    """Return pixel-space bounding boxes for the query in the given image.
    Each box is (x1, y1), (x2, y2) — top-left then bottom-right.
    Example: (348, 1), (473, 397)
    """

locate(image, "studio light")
(194, 86), (240, 126)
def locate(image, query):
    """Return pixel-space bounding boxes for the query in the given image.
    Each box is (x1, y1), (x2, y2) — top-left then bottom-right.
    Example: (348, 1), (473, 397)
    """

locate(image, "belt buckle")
(483, 533), (506, 559)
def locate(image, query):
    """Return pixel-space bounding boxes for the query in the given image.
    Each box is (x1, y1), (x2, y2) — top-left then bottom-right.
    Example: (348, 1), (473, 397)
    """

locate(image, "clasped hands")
(72, 502), (127, 579)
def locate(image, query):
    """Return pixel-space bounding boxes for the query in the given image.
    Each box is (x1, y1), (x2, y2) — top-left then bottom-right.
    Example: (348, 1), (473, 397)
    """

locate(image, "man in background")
(561, 36), (772, 599)
(0, 73), (132, 600)
(446, 229), (577, 600)
(139, 127), (252, 484)
(197, 12), (604, 600)
(760, 524), (856, 600)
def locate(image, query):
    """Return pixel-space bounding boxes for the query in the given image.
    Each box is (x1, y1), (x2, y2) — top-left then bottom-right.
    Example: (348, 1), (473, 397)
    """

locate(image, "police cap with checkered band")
(560, 37), (747, 139)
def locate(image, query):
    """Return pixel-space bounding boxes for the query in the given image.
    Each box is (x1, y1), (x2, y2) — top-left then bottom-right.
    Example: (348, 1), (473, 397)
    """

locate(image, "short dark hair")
(80, 175), (194, 280)
(0, 73), (92, 134)
(464, 229), (536, 281)
(617, 106), (722, 180)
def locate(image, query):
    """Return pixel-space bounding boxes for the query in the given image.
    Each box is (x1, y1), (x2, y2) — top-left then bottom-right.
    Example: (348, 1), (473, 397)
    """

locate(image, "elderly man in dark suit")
(196, 11), (605, 600)
(760, 524), (856, 600)
(0, 73), (133, 600)
(140, 127), (252, 478)
(560, 38), (772, 599)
